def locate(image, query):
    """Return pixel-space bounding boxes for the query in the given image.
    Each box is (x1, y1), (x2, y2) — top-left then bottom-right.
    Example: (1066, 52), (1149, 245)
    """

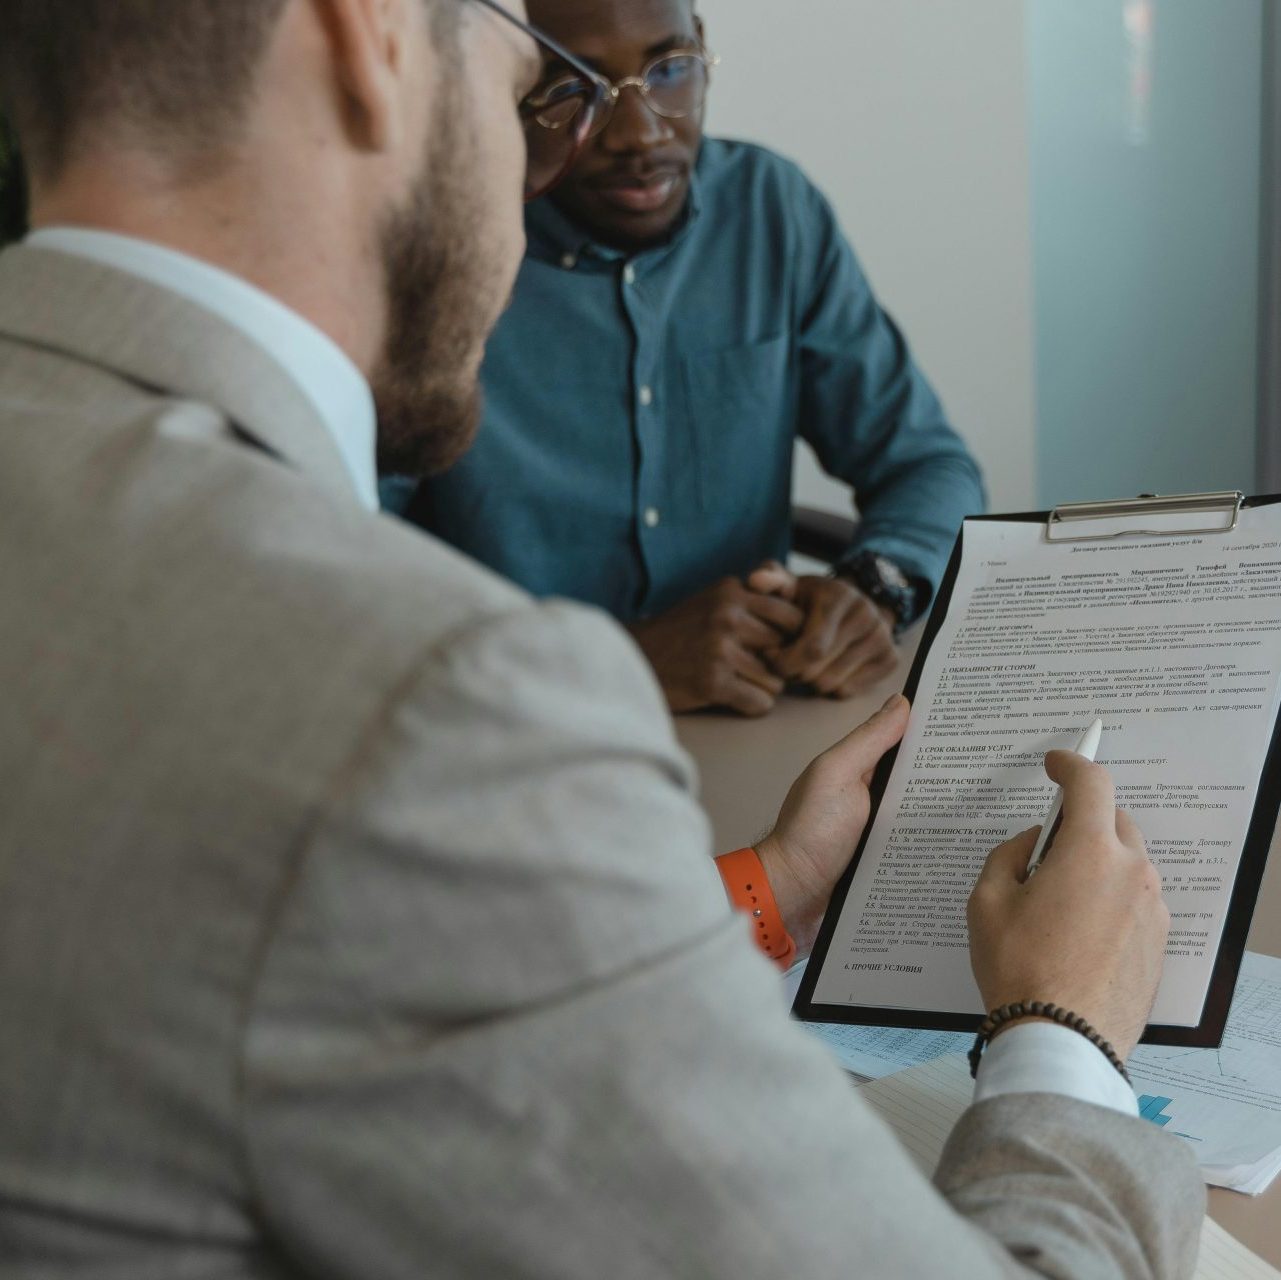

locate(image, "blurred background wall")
(699, 0), (1038, 512)
(1, 3), (1273, 510)
(700, 0), (1272, 515)
(1028, 0), (1263, 506)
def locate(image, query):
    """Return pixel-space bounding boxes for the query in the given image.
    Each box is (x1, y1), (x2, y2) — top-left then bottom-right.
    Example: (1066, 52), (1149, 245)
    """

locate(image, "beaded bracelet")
(967, 1002), (1131, 1084)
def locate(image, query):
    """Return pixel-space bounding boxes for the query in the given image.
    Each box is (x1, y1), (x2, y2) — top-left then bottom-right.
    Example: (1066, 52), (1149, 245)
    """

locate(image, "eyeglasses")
(470, 0), (611, 201)
(536, 48), (719, 143)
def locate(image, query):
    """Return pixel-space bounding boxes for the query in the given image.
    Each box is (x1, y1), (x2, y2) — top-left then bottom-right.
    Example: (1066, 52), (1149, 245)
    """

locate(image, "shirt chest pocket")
(676, 335), (796, 515)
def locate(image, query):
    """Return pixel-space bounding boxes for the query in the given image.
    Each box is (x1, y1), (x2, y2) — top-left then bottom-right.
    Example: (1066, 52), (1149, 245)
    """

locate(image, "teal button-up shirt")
(386, 138), (985, 622)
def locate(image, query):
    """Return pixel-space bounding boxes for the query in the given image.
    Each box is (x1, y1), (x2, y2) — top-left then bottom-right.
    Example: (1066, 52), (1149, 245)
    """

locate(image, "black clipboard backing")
(794, 494), (1281, 1048)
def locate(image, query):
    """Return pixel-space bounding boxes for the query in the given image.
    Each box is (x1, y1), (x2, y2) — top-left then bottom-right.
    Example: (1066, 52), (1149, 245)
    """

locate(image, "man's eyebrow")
(644, 33), (697, 58)
(540, 52), (598, 77)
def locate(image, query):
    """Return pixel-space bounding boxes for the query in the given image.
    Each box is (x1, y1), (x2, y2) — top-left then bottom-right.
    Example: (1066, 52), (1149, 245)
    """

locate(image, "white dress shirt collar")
(26, 227), (379, 512)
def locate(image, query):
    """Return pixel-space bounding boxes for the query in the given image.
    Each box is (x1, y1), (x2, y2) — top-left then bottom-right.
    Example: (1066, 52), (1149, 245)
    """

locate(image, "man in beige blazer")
(0, 0), (1202, 1276)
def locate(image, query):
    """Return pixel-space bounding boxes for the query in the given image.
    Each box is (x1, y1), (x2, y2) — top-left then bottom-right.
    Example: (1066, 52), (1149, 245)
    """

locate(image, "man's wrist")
(750, 835), (797, 921)
(974, 1021), (1139, 1117)
(833, 550), (925, 632)
(716, 845), (797, 968)
(752, 833), (823, 955)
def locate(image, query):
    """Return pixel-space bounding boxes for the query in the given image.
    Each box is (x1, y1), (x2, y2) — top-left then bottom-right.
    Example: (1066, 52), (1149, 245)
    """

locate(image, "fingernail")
(880, 693), (901, 712)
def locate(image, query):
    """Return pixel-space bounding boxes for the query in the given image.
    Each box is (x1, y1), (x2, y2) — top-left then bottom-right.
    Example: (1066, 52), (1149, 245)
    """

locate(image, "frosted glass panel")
(1029, 0), (1264, 507)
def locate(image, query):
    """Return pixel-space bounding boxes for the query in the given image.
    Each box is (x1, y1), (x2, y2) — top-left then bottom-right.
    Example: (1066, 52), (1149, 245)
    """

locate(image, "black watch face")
(873, 556), (911, 592)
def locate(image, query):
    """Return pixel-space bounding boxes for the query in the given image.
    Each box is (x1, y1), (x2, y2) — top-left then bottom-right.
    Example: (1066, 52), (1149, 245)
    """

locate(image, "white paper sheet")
(857, 1054), (1281, 1280)
(810, 506), (1281, 1027)
(1128, 952), (1281, 1193)
(804, 952), (1281, 1195)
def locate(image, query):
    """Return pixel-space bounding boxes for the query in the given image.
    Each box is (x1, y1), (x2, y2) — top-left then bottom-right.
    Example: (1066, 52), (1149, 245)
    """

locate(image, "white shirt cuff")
(973, 1021), (1138, 1117)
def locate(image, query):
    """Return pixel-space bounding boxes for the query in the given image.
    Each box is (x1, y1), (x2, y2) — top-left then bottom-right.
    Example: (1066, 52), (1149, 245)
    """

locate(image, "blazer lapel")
(0, 244), (360, 507)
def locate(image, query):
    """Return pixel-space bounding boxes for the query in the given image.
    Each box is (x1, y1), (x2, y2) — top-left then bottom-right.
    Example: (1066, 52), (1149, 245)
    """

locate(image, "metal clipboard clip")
(1045, 490), (1246, 544)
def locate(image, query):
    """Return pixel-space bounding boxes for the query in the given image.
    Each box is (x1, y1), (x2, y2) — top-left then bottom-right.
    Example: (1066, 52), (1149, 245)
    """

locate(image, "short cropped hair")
(0, 1), (293, 181)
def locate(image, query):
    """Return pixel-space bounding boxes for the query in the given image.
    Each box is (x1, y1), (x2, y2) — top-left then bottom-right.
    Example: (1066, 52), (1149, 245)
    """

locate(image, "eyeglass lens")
(521, 80), (600, 200)
(639, 53), (708, 117)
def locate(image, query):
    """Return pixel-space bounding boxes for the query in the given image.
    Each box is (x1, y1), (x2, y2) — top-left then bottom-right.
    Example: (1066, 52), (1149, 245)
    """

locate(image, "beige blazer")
(0, 243), (1203, 1278)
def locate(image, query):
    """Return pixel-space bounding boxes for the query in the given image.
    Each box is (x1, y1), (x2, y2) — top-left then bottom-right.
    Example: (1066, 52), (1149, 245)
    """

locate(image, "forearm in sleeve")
(795, 187), (986, 605)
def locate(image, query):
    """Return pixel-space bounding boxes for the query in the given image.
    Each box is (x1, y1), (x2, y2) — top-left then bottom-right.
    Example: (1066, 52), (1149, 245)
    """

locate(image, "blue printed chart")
(1138, 1095), (1175, 1126)
(1127, 952), (1281, 1191)
(1135, 1094), (1204, 1143)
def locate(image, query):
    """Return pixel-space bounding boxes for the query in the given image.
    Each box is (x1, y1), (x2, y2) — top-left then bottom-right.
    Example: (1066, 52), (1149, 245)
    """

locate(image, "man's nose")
(600, 85), (675, 153)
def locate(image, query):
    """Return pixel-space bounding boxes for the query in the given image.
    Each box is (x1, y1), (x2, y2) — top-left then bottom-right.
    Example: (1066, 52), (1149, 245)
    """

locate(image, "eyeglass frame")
(468, 0), (612, 200)
(540, 46), (720, 140)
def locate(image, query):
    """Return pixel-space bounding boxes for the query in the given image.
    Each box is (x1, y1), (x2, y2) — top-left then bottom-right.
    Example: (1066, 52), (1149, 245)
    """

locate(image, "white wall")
(1028, 0), (1263, 507)
(697, 0), (1037, 514)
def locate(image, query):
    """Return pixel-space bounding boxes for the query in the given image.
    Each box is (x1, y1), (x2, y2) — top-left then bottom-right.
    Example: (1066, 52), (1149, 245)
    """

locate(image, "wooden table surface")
(675, 656), (1281, 1267)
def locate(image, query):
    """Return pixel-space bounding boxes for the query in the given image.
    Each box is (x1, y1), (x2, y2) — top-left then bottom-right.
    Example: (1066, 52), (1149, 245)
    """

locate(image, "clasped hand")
(629, 560), (898, 717)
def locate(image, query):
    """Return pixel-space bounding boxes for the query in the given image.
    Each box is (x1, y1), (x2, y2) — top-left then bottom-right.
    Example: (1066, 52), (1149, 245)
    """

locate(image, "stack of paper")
(857, 1054), (1280, 1280)
(798, 951), (1281, 1195)
(1128, 953), (1281, 1195)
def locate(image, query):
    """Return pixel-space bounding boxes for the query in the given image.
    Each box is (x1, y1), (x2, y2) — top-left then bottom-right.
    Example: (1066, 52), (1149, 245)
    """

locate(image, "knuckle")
(1085, 759), (1112, 783)
(1136, 858), (1164, 896)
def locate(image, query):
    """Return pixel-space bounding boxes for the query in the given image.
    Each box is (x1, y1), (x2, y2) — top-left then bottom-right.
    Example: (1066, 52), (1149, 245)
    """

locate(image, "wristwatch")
(835, 550), (924, 634)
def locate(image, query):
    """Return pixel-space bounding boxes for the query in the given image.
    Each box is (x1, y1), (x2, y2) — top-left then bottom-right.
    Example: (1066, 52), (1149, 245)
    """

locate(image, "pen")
(1024, 717), (1104, 879)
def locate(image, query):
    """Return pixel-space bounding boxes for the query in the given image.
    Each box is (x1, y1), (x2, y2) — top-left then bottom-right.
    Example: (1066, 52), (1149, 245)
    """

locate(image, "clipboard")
(795, 490), (1281, 1048)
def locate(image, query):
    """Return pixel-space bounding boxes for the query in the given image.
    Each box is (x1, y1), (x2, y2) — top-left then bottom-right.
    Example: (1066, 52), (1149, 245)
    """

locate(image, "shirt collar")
(25, 227), (379, 511)
(525, 157), (706, 268)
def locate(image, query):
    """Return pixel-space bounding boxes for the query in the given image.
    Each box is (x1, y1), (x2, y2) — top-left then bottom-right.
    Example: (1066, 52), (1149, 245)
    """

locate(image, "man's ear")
(695, 14), (706, 48)
(311, 0), (417, 153)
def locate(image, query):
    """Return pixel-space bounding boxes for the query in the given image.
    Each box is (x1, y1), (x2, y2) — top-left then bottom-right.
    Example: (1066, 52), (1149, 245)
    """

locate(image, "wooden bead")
(968, 1002), (1131, 1085)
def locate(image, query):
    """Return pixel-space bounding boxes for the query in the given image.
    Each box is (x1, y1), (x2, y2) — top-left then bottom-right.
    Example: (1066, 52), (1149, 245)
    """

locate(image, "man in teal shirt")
(385, 0), (985, 716)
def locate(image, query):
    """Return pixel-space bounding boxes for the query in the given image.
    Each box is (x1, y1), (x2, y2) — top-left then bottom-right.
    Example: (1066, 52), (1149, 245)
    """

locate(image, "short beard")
(373, 77), (494, 479)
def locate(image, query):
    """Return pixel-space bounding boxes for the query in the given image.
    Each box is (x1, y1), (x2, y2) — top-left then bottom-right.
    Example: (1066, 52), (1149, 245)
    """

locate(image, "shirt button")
(623, 264), (637, 285)
(560, 252), (578, 270)
(638, 385), (654, 407)
(643, 507), (662, 529)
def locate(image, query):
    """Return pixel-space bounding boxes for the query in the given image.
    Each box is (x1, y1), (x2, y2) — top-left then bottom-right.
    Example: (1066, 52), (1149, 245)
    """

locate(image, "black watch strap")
(835, 551), (924, 632)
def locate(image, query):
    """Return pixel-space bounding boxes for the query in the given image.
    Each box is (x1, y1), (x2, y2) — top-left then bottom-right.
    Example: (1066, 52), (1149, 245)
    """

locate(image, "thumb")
(748, 560), (799, 600)
(974, 828), (1041, 892)
(823, 693), (910, 780)
(1045, 750), (1116, 840)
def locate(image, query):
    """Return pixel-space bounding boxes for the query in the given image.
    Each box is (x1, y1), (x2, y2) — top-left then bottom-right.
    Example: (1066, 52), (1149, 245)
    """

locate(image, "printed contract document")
(799, 498), (1281, 1043)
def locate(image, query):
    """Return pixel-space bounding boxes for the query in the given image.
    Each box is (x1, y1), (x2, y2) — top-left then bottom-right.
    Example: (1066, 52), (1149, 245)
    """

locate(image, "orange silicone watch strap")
(716, 847), (797, 969)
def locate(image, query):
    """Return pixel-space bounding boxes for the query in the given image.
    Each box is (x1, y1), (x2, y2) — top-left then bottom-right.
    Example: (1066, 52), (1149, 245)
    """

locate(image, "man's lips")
(589, 169), (684, 214)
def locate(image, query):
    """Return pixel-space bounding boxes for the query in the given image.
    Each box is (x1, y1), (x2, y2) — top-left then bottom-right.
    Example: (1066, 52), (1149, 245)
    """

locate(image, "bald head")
(528, 0), (694, 32)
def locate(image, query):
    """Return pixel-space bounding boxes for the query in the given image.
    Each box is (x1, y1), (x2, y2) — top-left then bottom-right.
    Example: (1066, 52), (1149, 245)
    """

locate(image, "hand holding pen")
(969, 745), (1168, 1061)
